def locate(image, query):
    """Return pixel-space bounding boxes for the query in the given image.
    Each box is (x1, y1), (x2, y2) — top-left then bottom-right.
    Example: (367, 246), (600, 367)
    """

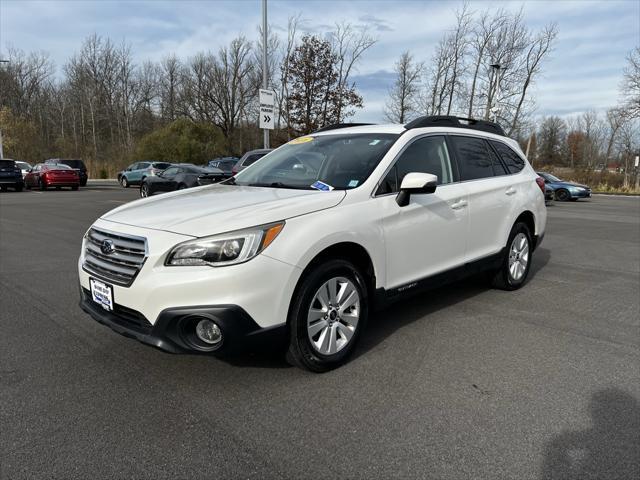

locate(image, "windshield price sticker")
(288, 136), (314, 145)
(310, 181), (334, 191)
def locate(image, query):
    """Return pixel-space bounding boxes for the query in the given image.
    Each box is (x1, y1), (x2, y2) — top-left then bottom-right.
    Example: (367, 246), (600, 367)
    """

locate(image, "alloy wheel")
(307, 276), (360, 355)
(508, 233), (529, 281)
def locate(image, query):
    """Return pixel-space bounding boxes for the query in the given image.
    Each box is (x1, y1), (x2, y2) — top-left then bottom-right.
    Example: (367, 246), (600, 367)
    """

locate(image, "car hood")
(101, 184), (346, 237)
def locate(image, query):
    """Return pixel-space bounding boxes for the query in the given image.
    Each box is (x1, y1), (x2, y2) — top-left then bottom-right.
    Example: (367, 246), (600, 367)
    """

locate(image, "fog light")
(195, 319), (222, 345)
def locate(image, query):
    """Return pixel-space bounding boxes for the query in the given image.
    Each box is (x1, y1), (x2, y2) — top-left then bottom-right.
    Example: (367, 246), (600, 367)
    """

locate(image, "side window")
(451, 136), (500, 181)
(138, 162), (150, 170)
(243, 154), (264, 167)
(163, 167), (179, 177)
(376, 136), (453, 195)
(490, 141), (526, 174)
(485, 142), (508, 176)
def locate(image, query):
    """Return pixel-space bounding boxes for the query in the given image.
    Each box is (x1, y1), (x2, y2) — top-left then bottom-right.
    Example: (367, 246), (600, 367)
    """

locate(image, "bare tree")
(621, 47), (640, 118)
(384, 51), (423, 123)
(330, 22), (377, 122)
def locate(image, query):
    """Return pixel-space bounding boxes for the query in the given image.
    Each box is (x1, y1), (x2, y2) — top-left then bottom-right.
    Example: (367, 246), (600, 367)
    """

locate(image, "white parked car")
(78, 116), (547, 372)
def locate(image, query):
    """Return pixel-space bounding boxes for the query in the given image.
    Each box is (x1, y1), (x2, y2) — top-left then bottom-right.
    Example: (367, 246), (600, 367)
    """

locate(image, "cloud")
(1, 0), (637, 123)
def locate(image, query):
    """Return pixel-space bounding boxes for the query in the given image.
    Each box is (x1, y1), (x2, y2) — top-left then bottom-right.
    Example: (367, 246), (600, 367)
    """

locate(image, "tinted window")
(243, 153), (266, 167)
(451, 136), (498, 181)
(162, 167), (180, 176)
(59, 160), (86, 169)
(0, 160), (16, 168)
(490, 141), (525, 174)
(45, 164), (71, 170)
(138, 162), (150, 169)
(153, 162), (172, 170)
(377, 136), (453, 195)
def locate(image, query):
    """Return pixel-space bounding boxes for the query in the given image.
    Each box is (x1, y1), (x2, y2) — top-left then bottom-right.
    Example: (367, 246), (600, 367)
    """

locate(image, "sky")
(1, 0), (638, 123)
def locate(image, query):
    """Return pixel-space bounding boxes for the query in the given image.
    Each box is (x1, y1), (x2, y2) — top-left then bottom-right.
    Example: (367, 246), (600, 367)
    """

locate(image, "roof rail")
(314, 123), (376, 133)
(404, 116), (505, 136)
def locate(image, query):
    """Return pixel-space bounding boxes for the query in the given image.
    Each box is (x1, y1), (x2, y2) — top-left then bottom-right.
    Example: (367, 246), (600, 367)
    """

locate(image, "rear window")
(45, 164), (72, 170)
(451, 136), (503, 181)
(16, 162), (31, 169)
(0, 160), (16, 168)
(153, 162), (172, 170)
(59, 160), (86, 169)
(490, 141), (526, 174)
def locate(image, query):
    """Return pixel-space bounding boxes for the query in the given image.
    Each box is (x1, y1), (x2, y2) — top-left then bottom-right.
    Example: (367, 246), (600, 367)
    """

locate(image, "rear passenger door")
(450, 135), (515, 262)
(376, 135), (469, 289)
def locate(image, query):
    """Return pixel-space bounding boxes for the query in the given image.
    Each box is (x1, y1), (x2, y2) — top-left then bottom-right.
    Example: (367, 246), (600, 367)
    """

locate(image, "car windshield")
(542, 173), (561, 182)
(234, 133), (399, 190)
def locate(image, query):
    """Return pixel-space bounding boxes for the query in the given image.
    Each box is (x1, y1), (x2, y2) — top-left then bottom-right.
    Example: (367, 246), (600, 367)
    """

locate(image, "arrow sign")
(260, 107), (274, 129)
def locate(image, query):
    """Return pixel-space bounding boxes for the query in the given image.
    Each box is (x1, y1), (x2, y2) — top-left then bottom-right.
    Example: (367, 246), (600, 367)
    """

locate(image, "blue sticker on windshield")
(310, 181), (334, 191)
(348, 180), (359, 187)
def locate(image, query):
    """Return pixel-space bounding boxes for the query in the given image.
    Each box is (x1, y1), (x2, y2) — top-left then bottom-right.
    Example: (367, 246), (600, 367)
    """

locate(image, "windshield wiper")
(246, 182), (311, 190)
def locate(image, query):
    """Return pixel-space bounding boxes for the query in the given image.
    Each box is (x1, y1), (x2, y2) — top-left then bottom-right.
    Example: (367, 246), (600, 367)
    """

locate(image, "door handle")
(505, 187), (517, 196)
(451, 200), (468, 210)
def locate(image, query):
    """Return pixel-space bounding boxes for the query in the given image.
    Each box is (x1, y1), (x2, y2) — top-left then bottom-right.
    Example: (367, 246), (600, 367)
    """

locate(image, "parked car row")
(0, 158), (89, 192)
(140, 164), (226, 197)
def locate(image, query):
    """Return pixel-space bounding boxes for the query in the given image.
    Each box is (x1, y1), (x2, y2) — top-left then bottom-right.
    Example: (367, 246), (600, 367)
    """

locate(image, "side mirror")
(396, 172), (438, 207)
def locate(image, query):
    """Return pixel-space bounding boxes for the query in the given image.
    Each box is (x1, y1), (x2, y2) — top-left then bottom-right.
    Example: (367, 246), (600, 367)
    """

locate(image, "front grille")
(82, 288), (152, 332)
(83, 227), (147, 287)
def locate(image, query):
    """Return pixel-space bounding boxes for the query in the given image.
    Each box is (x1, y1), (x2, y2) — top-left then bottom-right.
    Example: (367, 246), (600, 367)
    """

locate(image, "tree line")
(0, 5), (638, 179)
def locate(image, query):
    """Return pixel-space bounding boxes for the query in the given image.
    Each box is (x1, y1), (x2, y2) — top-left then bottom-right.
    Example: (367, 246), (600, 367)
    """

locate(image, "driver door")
(157, 167), (180, 191)
(375, 135), (469, 290)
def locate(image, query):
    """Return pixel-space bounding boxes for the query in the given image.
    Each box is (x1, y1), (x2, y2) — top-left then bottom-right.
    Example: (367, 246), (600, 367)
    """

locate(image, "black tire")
(555, 189), (570, 202)
(177, 183), (187, 190)
(15, 185), (23, 192)
(286, 259), (369, 373)
(140, 183), (149, 198)
(39, 179), (46, 191)
(25, 182), (31, 190)
(120, 176), (129, 188)
(491, 222), (532, 291)
(80, 180), (87, 187)
(71, 185), (79, 191)
(0, 186), (7, 192)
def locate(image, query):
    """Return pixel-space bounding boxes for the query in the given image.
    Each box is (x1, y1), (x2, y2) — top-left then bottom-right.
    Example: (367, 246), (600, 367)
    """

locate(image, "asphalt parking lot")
(1, 186), (639, 479)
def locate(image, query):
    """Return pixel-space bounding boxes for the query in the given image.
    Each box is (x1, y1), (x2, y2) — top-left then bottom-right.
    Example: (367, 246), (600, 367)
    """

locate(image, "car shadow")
(353, 247), (551, 359)
(222, 247), (552, 370)
(540, 388), (640, 479)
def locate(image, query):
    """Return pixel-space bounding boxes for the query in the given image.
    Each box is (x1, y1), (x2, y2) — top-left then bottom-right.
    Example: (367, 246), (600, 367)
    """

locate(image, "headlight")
(165, 222), (284, 267)
(569, 186), (585, 192)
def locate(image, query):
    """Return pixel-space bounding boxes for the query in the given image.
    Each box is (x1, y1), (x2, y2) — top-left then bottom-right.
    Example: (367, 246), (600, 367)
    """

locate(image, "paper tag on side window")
(310, 181), (334, 191)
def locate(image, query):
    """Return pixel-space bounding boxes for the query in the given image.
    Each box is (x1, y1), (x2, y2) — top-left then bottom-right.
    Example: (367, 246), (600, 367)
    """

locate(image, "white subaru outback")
(79, 116), (547, 372)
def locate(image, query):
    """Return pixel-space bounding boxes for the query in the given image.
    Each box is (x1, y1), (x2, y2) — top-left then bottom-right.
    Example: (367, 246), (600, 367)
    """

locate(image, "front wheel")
(39, 179), (46, 191)
(555, 189), (570, 202)
(491, 222), (532, 291)
(286, 259), (369, 372)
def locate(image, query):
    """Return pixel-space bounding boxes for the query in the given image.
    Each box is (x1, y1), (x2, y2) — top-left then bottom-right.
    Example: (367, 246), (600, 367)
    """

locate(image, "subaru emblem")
(101, 239), (115, 255)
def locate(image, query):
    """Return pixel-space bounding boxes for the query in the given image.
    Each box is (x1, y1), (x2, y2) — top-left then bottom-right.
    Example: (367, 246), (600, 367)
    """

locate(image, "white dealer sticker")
(90, 278), (114, 311)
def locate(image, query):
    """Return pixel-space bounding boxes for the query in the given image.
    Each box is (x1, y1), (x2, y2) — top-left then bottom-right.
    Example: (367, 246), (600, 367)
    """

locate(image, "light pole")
(262, 0), (269, 149)
(490, 63), (502, 123)
(0, 59), (8, 159)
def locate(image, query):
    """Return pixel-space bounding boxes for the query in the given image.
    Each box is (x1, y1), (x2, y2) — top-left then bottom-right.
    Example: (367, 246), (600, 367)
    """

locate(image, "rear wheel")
(555, 189), (570, 202)
(120, 176), (129, 188)
(286, 259), (368, 372)
(140, 183), (149, 198)
(491, 222), (532, 291)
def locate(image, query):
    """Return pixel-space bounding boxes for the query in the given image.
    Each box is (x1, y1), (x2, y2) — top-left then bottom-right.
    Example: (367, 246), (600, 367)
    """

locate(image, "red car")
(24, 163), (80, 191)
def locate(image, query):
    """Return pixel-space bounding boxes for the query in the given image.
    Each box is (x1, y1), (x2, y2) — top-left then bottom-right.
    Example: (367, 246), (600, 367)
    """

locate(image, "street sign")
(259, 89), (275, 130)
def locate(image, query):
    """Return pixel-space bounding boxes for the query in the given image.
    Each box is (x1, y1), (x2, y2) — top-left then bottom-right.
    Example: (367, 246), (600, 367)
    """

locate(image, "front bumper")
(570, 189), (592, 198)
(79, 287), (286, 353)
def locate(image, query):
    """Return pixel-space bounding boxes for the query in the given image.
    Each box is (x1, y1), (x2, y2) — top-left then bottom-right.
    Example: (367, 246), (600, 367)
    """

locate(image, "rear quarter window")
(490, 141), (526, 174)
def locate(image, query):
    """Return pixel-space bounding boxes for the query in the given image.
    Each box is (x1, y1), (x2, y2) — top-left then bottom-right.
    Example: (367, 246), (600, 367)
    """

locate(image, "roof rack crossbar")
(404, 116), (505, 136)
(313, 123), (376, 133)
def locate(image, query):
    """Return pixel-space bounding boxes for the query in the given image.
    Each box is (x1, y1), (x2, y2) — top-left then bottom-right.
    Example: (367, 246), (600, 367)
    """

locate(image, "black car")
(232, 149), (273, 175)
(207, 157), (239, 175)
(0, 159), (24, 192)
(140, 165), (226, 197)
(45, 158), (88, 186)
